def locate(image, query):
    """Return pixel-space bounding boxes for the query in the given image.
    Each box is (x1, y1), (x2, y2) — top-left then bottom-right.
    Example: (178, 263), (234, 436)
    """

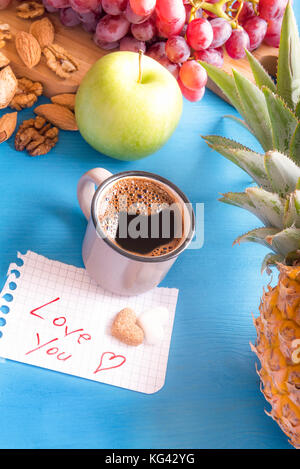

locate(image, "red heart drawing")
(94, 351), (126, 374)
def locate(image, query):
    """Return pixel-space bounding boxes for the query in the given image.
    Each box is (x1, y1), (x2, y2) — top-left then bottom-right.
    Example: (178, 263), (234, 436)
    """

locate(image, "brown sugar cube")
(111, 308), (144, 347)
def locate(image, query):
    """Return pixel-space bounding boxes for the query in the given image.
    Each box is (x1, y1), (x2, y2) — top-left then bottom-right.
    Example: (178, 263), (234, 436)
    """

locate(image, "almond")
(34, 103), (78, 131)
(30, 17), (55, 49)
(0, 50), (10, 68)
(0, 112), (18, 143)
(51, 93), (76, 111)
(0, 66), (18, 110)
(15, 31), (41, 69)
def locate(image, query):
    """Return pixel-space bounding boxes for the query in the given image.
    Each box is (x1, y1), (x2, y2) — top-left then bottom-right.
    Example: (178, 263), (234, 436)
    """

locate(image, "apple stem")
(138, 49), (143, 84)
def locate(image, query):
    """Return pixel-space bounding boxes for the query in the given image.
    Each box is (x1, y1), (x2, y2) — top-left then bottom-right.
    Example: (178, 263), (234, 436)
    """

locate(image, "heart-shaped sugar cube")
(137, 306), (169, 345)
(111, 308), (144, 346)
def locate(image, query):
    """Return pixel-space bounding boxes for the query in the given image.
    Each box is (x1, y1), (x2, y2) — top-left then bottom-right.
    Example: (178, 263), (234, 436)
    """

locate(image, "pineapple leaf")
(203, 135), (247, 150)
(284, 190), (300, 228)
(224, 115), (253, 133)
(262, 87), (298, 156)
(232, 69), (273, 152)
(277, 1), (300, 110)
(203, 135), (272, 190)
(220, 190), (284, 227)
(264, 150), (300, 197)
(290, 122), (300, 162)
(233, 227), (280, 250)
(246, 187), (285, 229)
(220, 191), (256, 213)
(261, 253), (284, 274)
(268, 227), (300, 257)
(199, 62), (245, 116)
(245, 50), (276, 93)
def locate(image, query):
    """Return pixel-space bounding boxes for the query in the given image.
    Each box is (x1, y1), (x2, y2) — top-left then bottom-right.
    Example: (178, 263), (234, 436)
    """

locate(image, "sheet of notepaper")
(0, 251), (178, 394)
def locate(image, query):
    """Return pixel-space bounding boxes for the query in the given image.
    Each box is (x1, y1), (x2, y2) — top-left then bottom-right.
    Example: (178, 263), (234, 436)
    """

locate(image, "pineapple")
(201, 2), (300, 448)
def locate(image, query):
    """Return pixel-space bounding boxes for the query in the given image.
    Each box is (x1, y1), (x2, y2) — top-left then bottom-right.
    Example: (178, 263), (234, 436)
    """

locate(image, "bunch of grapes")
(4, 0), (289, 102)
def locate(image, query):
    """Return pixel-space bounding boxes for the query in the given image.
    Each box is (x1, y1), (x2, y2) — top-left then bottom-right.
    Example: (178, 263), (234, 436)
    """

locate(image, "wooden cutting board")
(1, 1), (279, 99)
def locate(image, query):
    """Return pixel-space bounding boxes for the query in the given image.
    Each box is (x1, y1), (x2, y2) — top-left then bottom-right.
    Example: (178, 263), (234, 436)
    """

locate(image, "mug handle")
(77, 168), (113, 220)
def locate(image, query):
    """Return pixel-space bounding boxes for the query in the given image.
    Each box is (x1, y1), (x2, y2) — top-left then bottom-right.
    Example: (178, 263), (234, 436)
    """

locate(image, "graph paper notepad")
(0, 251), (179, 394)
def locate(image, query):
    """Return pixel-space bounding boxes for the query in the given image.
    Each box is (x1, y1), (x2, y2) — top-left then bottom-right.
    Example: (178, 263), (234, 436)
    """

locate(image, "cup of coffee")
(77, 168), (195, 296)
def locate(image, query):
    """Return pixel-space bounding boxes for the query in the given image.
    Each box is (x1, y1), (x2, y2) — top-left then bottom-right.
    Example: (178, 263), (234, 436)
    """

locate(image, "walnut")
(15, 116), (59, 156)
(16, 2), (45, 19)
(0, 24), (12, 49)
(10, 77), (43, 110)
(43, 44), (79, 79)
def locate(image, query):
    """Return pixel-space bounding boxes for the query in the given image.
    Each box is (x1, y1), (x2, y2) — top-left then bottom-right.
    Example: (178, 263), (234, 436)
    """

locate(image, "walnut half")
(10, 77), (43, 111)
(0, 23), (12, 49)
(43, 44), (79, 79)
(15, 116), (59, 156)
(16, 2), (45, 19)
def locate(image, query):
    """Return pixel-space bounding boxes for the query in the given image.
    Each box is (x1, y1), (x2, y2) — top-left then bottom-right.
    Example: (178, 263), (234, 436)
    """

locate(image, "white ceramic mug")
(77, 168), (195, 296)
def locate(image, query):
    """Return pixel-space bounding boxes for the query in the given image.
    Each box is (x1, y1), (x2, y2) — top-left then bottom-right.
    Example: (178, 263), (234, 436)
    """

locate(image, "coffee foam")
(97, 177), (184, 257)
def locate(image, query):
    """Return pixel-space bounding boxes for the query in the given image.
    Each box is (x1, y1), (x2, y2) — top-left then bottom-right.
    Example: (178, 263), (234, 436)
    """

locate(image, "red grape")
(120, 36), (146, 53)
(102, 0), (127, 15)
(232, 1), (255, 24)
(147, 42), (179, 79)
(147, 41), (166, 61)
(130, 0), (156, 16)
(264, 16), (283, 47)
(0, 0), (11, 9)
(186, 18), (213, 51)
(131, 18), (156, 41)
(77, 10), (98, 23)
(93, 36), (120, 50)
(210, 18), (232, 48)
(194, 47), (224, 68)
(165, 36), (190, 64)
(156, 15), (185, 38)
(184, 3), (202, 23)
(46, 0), (70, 8)
(82, 18), (98, 33)
(69, 0), (99, 14)
(178, 78), (205, 102)
(93, 0), (102, 14)
(42, 0), (59, 12)
(179, 60), (207, 91)
(258, 0), (288, 21)
(156, 0), (185, 24)
(125, 2), (149, 24)
(60, 7), (81, 26)
(95, 15), (130, 42)
(159, 57), (180, 79)
(243, 16), (268, 51)
(225, 28), (250, 59)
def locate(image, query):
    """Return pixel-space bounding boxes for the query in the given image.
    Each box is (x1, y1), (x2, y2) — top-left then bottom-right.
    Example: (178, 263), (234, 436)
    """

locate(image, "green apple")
(75, 51), (182, 161)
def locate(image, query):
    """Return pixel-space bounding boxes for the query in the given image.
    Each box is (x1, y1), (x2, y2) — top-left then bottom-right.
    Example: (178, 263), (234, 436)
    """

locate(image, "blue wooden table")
(1, 6), (299, 449)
